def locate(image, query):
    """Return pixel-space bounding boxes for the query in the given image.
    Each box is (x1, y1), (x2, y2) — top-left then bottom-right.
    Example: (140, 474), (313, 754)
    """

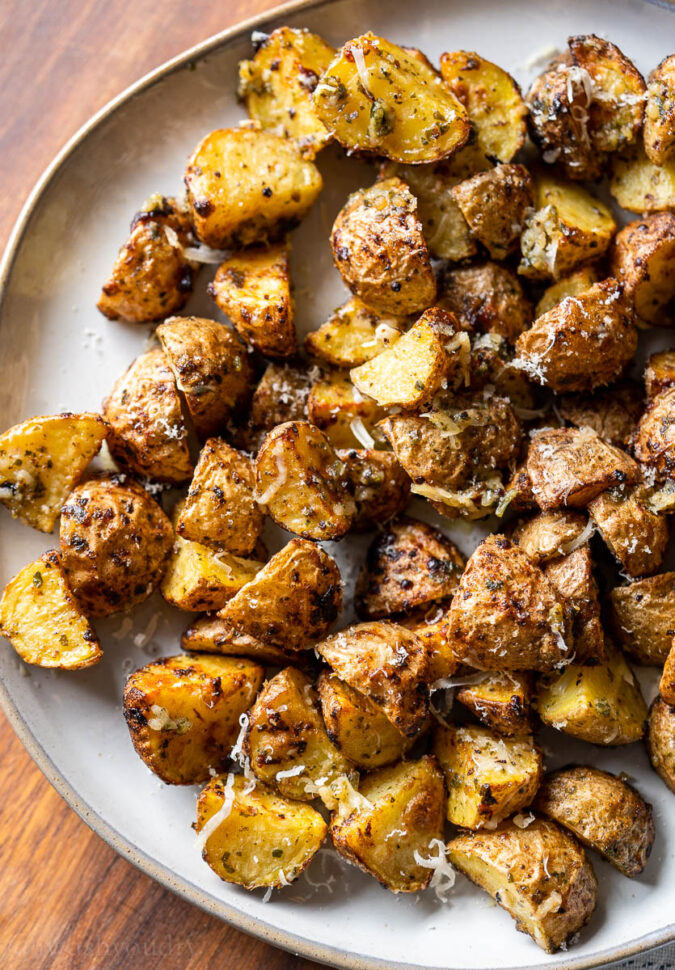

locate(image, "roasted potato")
(440, 262), (532, 345)
(660, 640), (675, 705)
(307, 372), (385, 449)
(468, 335), (538, 411)
(184, 126), (322, 248)
(536, 645), (648, 745)
(514, 278), (637, 394)
(526, 427), (641, 511)
(502, 462), (538, 514)
(317, 621), (429, 737)
(305, 297), (403, 368)
(337, 448), (410, 530)
(398, 600), (460, 684)
(97, 195), (197, 323)
(331, 178), (436, 316)
(449, 534), (573, 672)
(103, 347), (193, 483)
(329, 756), (446, 893)
(123, 654), (264, 785)
(241, 362), (311, 451)
(543, 546), (606, 665)
(312, 33), (470, 163)
(181, 614), (299, 666)
(208, 242), (296, 359)
(451, 164), (534, 261)
(434, 724), (543, 829)
(535, 267), (598, 318)
(440, 51), (527, 162)
(610, 212), (675, 325)
(355, 518), (465, 620)
(0, 550), (102, 669)
(511, 510), (589, 565)
(644, 54), (675, 165)
(610, 143), (675, 212)
(238, 27), (335, 156)
(254, 420), (356, 540)
(558, 381), (644, 449)
(589, 485), (669, 578)
(0, 412), (107, 532)
(195, 774), (327, 888)
(632, 387), (675, 483)
(645, 350), (675, 400)
(455, 671), (534, 736)
(534, 766), (654, 877)
(609, 572), (675, 665)
(219, 538), (342, 651)
(160, 536), (264, 612)
(59, 475), (173, 617)
(647, 695), (675, 792)
(447, 819), (598, 953)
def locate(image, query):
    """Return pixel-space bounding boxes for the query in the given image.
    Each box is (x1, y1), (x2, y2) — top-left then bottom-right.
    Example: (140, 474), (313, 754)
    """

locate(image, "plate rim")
(0, 0), (673, 967)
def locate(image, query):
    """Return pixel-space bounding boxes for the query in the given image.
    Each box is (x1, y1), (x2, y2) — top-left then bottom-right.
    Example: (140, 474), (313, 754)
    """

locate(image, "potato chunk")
(645, 55), (675, 165)
(254, 420), (355, 540)
(451, 164), (534, 260)
(449, 534), (573, 672)
(610, 212), (675, 325)
(208, 243), (295, 359)
(124, 654), (263, 785)
(241, 363), (311, 452)
(526, 427), (641, 511)
(511, 510), (588, 565)
(534, 766), (654, 878)
(434, 724), (543, 829)
(456, 672), (534, 737)
(307, 372), (385, 449)
(160, 537), (264, 612)
(535, 267), (598, 318)
(195, 774), (327, 889)
(610, 143), (675, 212)
(317, 621), (429, 737)
(515, 279), (637, 394)
(331, 178), (436, 316)
(609, 572), (675, 665)
(645, 350), (675, 400)
(543, 546), (606, 664)
(329, 756), (446, 893)
(441, 262), (532, 344)
(337, 449), (410, 530)
(536, 646), (647, 745)
(219, 538), (341, 651)
(181, 614), (299, 666)
(355, 518), (465, 619)
(305, 297), (403, 368)
(103, 347), (192, 483)
(238, 27), (335, 157)
(313, 33), (470, 163)
(398, 601), (460, 684)
(647, 696), (675, 793)
(0, 550), (101, 669)
(589, 485), (669, 578)
(633, 387), (675, 483)
(184, 127), (322, 248)
(0, 412), (106, 532)
(447, 819), (598, 953)
(558, 381), (643, 449)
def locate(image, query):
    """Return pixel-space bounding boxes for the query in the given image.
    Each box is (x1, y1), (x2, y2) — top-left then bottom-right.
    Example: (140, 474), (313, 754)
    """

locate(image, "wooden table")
(0, 2), (322, 967)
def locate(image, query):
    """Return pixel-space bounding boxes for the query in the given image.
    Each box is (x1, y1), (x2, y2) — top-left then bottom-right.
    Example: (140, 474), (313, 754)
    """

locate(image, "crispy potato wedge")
(123, 654), (264, 785)
(307, 372), (386, 450)
(645, 55), (675, 165)
(609, 572), (675, 665)
(160, 536), (264, 612)
(0, 412), (107, 532)
(195, 774), (327, 888)
(313, 33), (470, 163)
(0, 550), (101, 669)
(456, 671), (534, 736)
(441, 262), (532, 345)
(648, 695), (675, 792)
(240, 363), (311, 452)
(543, 546), (606, 665)
(558, 381), (644, 449)
(255, 420), (355, 540)
(451, 164), (534, 261)
(447, 819), (598, 953)
(398, 600), (460, 684)
(610, 212), (675, 325)
(337, 448), (410, 530)
(534, 766), (654, 877)
(645, 350), (675, 400)
(660, 640), (675, 705)
(305, 297), (403, 368)
(633, 387), (675, 483)
(610, 143), (675, 212)
(535, 267), (598, 318)
(589, 484), (669, 578)
(181, 614), (300, 666)
(511, 511), (589, 565)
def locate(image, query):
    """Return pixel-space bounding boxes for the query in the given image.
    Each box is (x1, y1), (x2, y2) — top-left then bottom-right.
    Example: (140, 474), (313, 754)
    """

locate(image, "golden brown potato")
(609, 572), (675, 665)
(558, 381), (644, 449)
(208, 243), (296, 359)
(569, 35), (645, 149)
(440, 262), (532, 345)
(535, 267), (598, 318)
(305, 297), (403, 369)
(103, 347), (192, 483)
(307, 372), (385, 450)
(313, 33), (470, 164)
(337, 449), (410, 530)
(185, 126), (322, 248)
(543, 546), (606, 665)
(633, 387), (675, 483)
(451, 164), (534, 261)
(331, 178), (436, 316)
(355, 518), (465, 619)
(240, 363), (311, 452)
(219, 538), (341, 651)
(511, 510), (589, 565)
(177, 439), (263, 557)
(610, 143), (675, 212)
(195, 774), (327, 889)
(317, 621), (429, 737)
(644, 55), (675, 165)
(645, 350), (675, 400)
(647, 695), (675, 792)
(534, 766), (654, 878)
(160, 537), (264, 612)
(456, 671), (534, 736)
(329, 756), (446, 893)
(254, 420), (355, 540)
(97, 195), (197, 323)
(447, 819), (598, 953)
(317, 672), (413, 769)
(610, 213), (675, 325)
(181, 614), (300, 666)
(434, 724), (543, 829)
(526, 427), (641, 511)
(123, 654), (264, 784)
(589, 484), (669, 578)
(0, 412), (107, 532)
(440, 51), (527, 163)
(238, 27), (335, 157)
(660, 640), (675, 705)
(0, 550), (102, 670)
(536, 645), (647, 745)
(514, 279), (637, 394)
(449, 534), (573, 672)
(398, 600), (460, 684)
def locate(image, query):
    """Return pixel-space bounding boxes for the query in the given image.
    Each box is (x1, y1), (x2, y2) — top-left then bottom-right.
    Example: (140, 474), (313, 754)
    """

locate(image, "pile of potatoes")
(1, 25), (675, 955)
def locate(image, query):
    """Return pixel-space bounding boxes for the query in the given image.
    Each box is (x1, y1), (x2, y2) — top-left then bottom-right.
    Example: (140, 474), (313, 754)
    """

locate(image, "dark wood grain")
(0, 2), (324, 967)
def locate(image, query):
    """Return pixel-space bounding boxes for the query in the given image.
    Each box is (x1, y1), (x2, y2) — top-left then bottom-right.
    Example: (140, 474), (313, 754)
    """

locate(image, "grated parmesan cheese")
(196, 773), (235, 851)
(413, 839), (456, 902)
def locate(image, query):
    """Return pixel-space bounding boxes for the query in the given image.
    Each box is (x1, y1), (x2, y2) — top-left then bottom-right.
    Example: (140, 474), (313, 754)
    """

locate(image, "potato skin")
(337, 449), (410, 531)
(610, 213), (675, 325)
(181, 614), (301, 666)
(647, 695), (675, 793)
(633, 387), (675, 483)
(543, 546), (606, 665)
(398, 600), (460, 684)
(645, 55), (675, 165)
(589, 485), (669, 578)
(609, 572), (675, 665)
(455, 671), (534, 736)
(645, 350), (675, 400)
(534, 766), (654, 877)
(451, 164), (534, 261)
(558, 381), (644, 449)
(441, 262), (532, 345)
(123, 654), (264, 785)
(240, 363), (311, 451)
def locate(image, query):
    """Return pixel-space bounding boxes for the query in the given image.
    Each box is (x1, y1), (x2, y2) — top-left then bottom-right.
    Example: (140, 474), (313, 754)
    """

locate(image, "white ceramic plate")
(1, 0), (674, 967)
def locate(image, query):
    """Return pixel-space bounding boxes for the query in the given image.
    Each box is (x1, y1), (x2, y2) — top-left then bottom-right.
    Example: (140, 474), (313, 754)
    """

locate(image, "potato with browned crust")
(609, 572), (675, 665)
(660, 639), (675, 705)
(645, 350), (675, 400)
(398, 601), (460, 684)
(511, 511), (589, 565)
(449, 534), (574, 672)
(534, 766), (654, 878)
(503, 463), (538, 514)
(97, 195), (197, 323)
(337, 449), (410, 530)
(589, 485), (669, 578)
(160, 537), (264, 613)
(456, 672), (534, 736)
(633, 387), (675, 483)
(469, 335), (538, 412)
(451, 164), (534, 261)
(307, 372), (386, 450)
(648, 695), (675, 792)
(610, 213), (675, 325)
(239, 363), (311, 452)
(447, 819), (598, 953)
(330, 178), (436, 316)
(610, 143), (675, 213)
(181, 614), (300, 667)
(123, 654), (264, 784)
(645, 55), (675, 165)
(305, 297), (404, 369)
(558, 381), (644, 449)
(535, 267), (598, 318)
(543, 546), (606, 665)
(440, 263), (532, 345)
(355, 518), (465, 620)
